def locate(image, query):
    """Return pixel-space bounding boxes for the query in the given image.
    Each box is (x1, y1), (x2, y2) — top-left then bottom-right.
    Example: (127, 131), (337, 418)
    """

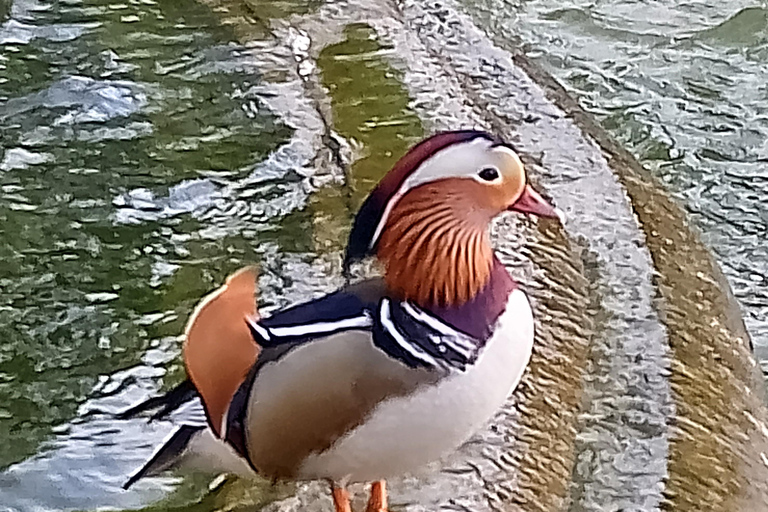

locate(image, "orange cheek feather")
(377, 180), (494, 308)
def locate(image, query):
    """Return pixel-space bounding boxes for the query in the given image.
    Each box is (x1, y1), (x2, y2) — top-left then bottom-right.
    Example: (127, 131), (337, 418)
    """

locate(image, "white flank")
(297, 289), (535, 482)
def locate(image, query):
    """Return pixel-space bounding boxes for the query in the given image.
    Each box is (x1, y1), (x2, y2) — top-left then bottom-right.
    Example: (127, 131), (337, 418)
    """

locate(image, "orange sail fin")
(183, 267), (260, 437)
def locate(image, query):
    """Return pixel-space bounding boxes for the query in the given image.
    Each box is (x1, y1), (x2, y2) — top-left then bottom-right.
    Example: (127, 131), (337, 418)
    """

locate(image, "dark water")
(0, 0), (766, 510)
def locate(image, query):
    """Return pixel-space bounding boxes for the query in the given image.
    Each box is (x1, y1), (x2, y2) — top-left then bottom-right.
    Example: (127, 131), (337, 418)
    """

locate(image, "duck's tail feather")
(123, 424), (203, 489)
(117, 379), (198, 421)
(123, 421), (255, 489)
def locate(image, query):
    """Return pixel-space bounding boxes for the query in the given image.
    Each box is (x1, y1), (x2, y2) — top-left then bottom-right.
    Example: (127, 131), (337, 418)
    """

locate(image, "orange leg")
(365, 480), (388, 512)
(331, 483), (352, 512)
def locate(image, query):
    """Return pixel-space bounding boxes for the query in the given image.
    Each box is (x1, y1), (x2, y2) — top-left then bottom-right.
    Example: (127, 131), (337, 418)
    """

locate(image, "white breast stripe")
(441, 332), (475, 353)
(297, 289), (534, 483)
(436, 335), (473, 359)
(269, 314), (372, 338)
(401, 302), (475, 358)
(381, 299), (442, 368)
(401, 302), (454, 336)
(247, 318), (272, 341)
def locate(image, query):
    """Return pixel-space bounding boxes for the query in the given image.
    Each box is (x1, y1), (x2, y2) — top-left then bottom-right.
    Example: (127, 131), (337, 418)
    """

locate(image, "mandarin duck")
(119, 130), (559, 512)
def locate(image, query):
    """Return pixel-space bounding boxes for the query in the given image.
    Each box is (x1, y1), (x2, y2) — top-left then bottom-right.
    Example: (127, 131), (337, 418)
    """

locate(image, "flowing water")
(504, 0), (768, 363)
(0, 0), (766, 510)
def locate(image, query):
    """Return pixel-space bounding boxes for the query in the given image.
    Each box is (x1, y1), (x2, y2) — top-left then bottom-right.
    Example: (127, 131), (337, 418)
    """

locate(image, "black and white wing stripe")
(247, 314), (373, 346)
(246, 290), (374, 347)
(373, 299), (480, 371)
(243, 289), (480, 372)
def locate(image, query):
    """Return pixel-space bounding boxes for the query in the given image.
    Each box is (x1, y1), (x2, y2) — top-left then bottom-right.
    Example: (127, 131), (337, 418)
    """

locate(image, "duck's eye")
(478, 167), (500, 182)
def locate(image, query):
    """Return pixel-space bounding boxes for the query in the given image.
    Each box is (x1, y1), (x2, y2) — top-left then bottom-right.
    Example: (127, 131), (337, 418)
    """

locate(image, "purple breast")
(427, 258), (517, 342)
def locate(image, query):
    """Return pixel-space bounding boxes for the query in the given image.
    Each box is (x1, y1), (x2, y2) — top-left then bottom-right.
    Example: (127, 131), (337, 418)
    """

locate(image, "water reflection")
(0, 0), (427, 509)
(308, 22), (423, 255)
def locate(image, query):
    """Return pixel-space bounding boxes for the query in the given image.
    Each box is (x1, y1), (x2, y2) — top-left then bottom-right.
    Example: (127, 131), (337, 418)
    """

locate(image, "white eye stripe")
(369, 137), (492, 249)
(491, 145), (527, 181)
(491, 144), (521, 160)
(369, 137), (526, 249)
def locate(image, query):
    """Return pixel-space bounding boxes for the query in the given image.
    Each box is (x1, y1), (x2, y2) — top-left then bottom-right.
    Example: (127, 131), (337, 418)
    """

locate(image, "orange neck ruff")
(377, 181), (494, 309)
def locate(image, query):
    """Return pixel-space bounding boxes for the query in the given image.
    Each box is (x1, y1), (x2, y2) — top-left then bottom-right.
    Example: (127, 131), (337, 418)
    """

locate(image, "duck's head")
(344, 130), (559, 308)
